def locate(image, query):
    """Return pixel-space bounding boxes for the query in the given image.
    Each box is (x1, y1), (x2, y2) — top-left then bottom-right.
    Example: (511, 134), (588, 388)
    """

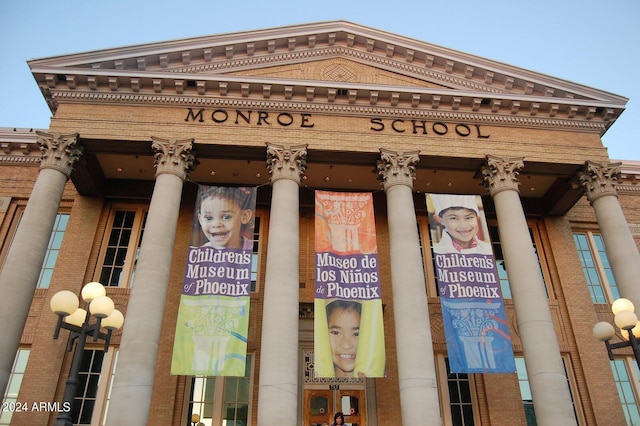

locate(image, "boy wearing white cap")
(430, 194), (492, 255)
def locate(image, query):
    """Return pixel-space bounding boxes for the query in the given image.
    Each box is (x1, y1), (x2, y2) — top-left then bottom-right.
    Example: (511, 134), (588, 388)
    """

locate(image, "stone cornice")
(45, 88), (610, 133)
(29, 21), (626, 135)
(0, 128), (43, 164)
(29, 21), (626, 103)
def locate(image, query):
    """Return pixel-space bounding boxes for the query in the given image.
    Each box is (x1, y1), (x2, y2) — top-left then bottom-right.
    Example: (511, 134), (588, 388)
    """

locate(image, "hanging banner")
(171, 186), (256, 376)
(314, 191), (385, 378)
(426, 193), (515, 373)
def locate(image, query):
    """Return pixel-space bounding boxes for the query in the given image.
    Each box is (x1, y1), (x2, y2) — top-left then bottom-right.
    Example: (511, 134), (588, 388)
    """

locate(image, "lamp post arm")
(102, 329), (113, 353)
(603, 340), (616, 361)
(628, 331), (640, 370)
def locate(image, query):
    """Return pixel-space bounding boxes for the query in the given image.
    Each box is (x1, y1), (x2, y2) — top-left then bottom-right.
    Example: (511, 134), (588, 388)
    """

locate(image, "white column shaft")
(257, 177), (300, 425)
(0, 168), (68, 396)
(386, 184), (441, 425)
(492, 189), (577, 425)
(106, 173), (184, 425)
(591, 195), (640, 307)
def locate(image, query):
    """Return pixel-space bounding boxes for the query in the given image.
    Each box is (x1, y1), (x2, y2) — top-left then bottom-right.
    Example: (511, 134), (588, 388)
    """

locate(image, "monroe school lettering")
(370, 118), (490, 138)
(185, 108), (315, 128)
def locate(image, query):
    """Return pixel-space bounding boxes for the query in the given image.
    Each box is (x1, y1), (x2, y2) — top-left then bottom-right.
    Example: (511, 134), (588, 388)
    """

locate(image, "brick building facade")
(0, 21), (639, 425)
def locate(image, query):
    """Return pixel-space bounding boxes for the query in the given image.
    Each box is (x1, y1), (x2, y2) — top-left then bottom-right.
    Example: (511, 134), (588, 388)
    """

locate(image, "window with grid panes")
(0, 349), (30, 425)
(72, 349), (105, 425)
(37, 213), (69, 288)
(515, 356), (581, 425)
(445, 357), (475, 426)
(250, 217), (260, 292)
(488, 225), (548, 299)
(515, 357), (536, 425)
(188, 354), (252, 426)
(99, 208), (147, 287)
(610, 358), (640, 425)
(96, 349), (118, 425)
(573, 231), (619, 303)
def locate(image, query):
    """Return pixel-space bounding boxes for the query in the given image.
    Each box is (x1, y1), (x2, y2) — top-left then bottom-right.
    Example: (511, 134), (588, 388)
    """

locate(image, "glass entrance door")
(303, 389), (365, 426)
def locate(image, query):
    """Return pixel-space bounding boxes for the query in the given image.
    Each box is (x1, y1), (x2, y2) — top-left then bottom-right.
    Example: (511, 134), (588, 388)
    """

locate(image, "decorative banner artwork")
(171, 186), (256, 376)
(314, 191), (385, 378)
(426, 193), (516, 373)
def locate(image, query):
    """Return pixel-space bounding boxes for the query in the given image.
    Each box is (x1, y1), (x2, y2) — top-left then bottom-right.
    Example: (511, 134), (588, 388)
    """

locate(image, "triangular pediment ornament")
(224, 58), (449, 89)
(29, 20), (627, 134)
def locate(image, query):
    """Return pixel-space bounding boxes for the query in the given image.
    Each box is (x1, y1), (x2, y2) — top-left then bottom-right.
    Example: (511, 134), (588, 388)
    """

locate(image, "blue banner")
(427, 193), (515, 373)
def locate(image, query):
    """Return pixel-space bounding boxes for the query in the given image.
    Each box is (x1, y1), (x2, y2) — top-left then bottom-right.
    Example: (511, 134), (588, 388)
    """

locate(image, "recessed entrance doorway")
(304, 388), (366, 426)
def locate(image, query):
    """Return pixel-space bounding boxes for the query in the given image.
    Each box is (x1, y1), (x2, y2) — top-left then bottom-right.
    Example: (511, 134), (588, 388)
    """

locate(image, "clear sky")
(1, 0), (638, 160)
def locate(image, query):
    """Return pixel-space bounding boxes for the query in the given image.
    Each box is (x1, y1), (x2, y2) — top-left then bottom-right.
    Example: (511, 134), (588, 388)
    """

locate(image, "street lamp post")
(593, 297), (640, 369)
(50, 282), (124, 426)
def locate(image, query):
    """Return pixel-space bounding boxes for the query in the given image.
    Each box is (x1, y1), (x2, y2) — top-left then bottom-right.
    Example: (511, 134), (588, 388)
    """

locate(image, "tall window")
(610, 358), (640, 425)
(60, 348), (119, 426)
(436, 355), (479, 425)
(37, 213), (69, 288)
(188, 354), (253, 425)
(515, 356), (582, 425)
(250, 217), (261, 292)
(488, 226), (512, 299)
(72, 349), (105, 425)
(573, 231), (619, 303)
(488, 225), (549, 299)
(515, 357), (536, 425)
(98, 207), (147, 288)
(0, 349), (30, 426)
(97, 350), (119, 426)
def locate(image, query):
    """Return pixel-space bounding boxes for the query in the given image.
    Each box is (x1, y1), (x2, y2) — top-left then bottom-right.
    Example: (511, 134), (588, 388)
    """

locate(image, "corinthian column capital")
(481, 155), (524, 196)
(376, 148), (420, 191)
(577, 160), (621, 203)
(36, 131), (83, 178)
(266, 142), (307, 184)
(151, 137), (196, 181)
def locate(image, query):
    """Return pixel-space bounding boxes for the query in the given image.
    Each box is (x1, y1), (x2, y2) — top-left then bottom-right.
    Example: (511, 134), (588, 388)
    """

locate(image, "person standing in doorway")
(331, 411), (345, 426)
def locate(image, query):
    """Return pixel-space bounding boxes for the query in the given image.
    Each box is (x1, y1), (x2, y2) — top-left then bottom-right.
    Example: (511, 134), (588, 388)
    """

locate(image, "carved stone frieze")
(49, 91), (610, 134)
(150, 137), (196, 180)
(376, 148), (420, 191)
(265, 142), (307, 184)
(35, 131), (83, 178)
(480, 155), (525, 196)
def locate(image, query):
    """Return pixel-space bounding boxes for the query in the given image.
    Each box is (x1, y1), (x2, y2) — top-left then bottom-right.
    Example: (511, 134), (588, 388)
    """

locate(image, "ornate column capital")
(36, 131), (83, 178)
(577, 160), (621, 203)
(151, 137), (196, 181)
(266, 142), (307, 184)
(480, 155), (524, 196)
(376, 148), (420, 191)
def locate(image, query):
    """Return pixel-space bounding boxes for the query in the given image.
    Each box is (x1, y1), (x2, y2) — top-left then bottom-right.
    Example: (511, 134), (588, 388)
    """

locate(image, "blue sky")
(1, 0), (638, 160)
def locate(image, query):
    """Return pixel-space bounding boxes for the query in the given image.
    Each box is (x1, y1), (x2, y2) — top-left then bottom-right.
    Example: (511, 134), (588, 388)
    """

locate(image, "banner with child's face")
(314, 191), (385, 378)
(427, 193), (515, 373)
(171, 186), (256, 376)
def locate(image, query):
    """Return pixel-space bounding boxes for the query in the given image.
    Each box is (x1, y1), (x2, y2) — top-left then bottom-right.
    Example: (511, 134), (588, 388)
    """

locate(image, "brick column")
(376, 149), (441, 425)
(106, 137), (195, 426)
(257, 143), (306, 425)
(578, 160), (640, 308)
(0, 131), (82, 398)
(481, 155), (576, 425)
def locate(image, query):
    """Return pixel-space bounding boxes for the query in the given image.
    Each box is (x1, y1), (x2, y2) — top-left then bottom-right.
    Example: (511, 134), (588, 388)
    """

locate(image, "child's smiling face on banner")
(198, 197), (250, 249)
(327, 307), (360, 377)
(438, 207), (479, 248)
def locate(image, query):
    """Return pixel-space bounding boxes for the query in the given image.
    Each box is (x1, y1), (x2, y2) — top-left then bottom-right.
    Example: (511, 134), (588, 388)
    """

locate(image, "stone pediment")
(29, 20), (627, 134)
(224, 58), (448, 89)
